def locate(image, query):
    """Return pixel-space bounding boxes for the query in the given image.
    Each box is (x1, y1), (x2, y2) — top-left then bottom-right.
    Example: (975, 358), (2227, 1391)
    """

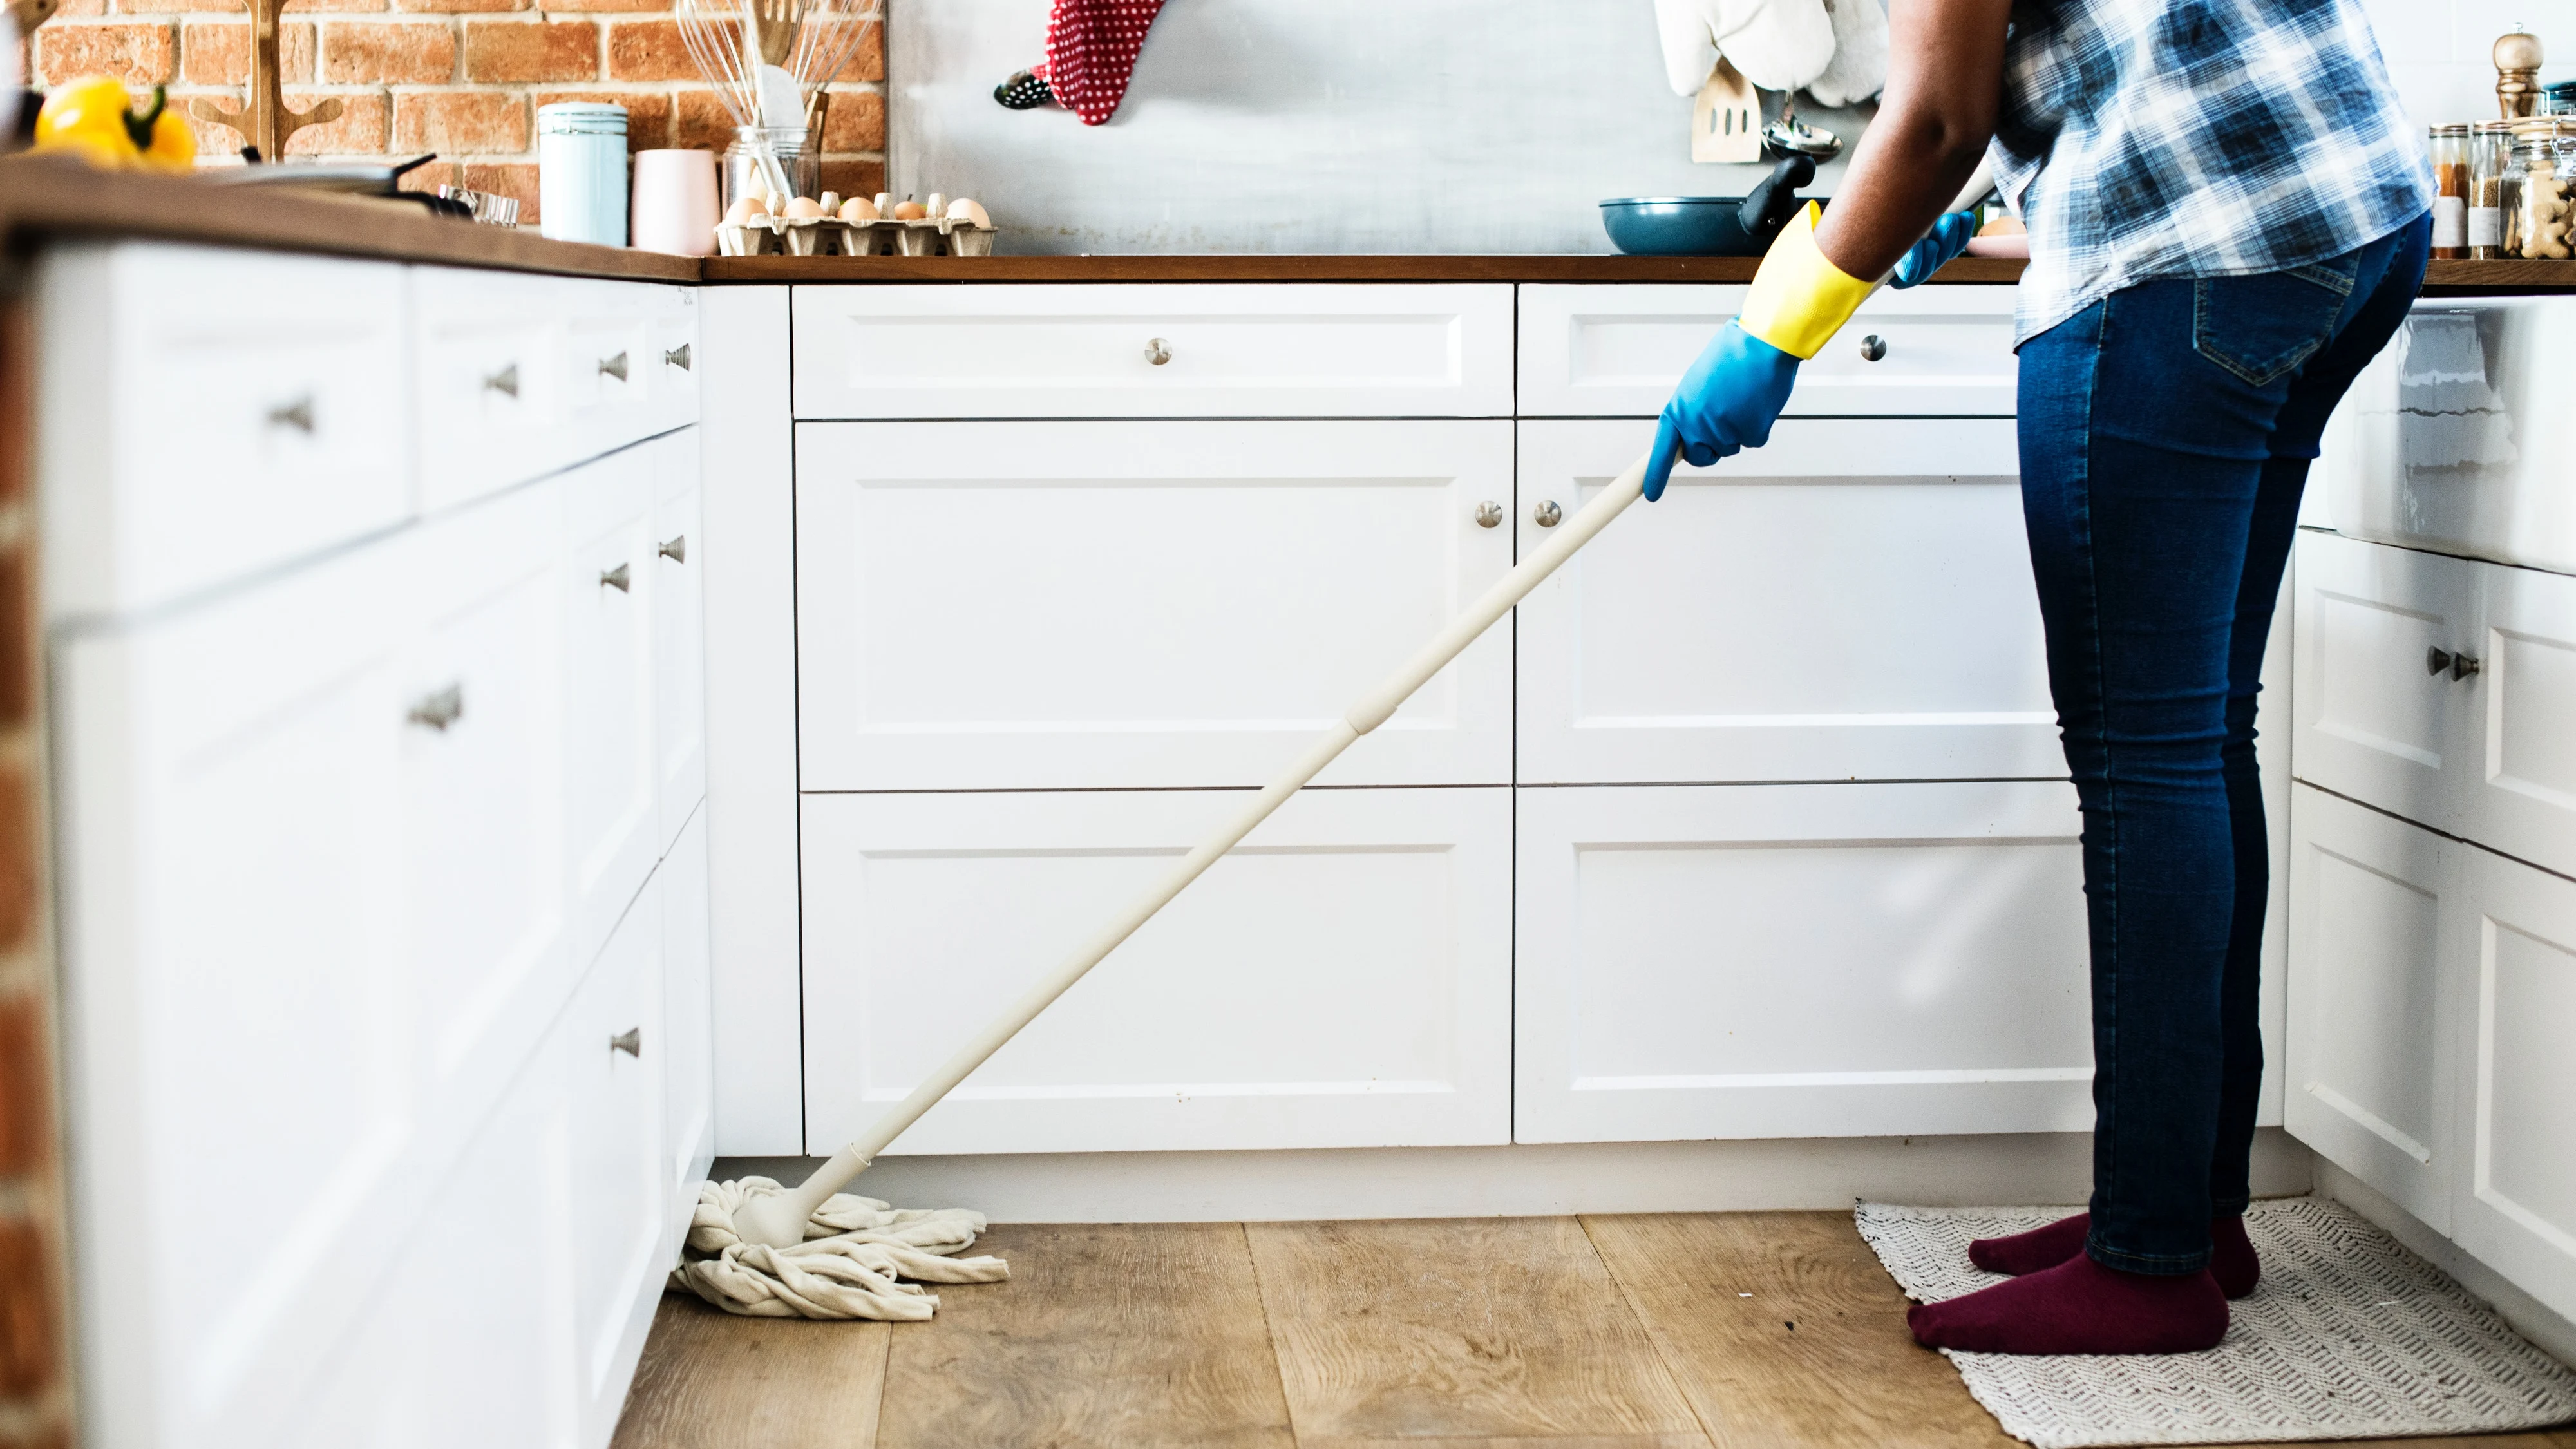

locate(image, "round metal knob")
(1473, 501), (1504, 529)
(1145, 337), (1172, 366)
(2428, 647), (2454, 677)
(1859, 334), (1888, 362)
(1533, 500), (1563, 527)
(610, 1027), (641, 1057)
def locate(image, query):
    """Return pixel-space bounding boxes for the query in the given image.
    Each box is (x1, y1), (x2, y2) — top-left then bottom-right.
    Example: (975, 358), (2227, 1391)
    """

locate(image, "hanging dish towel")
(1032, 0), (1167, 125)
(1806, 0), (1889, 107)
(1653, 0), (1837, 98)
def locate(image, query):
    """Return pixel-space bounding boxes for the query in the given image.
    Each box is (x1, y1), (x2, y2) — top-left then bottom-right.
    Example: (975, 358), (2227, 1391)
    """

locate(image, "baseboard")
(2314, 1157), (2576, 1370)
(715, 1126), (2314, 1226)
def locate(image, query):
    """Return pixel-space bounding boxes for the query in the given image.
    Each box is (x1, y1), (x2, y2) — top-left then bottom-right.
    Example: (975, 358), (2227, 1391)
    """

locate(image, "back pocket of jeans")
(2193, 261), (2358, 387)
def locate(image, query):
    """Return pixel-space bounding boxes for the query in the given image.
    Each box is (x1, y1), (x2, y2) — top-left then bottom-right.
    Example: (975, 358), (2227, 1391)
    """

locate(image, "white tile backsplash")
(2363, 0), (2576, 129)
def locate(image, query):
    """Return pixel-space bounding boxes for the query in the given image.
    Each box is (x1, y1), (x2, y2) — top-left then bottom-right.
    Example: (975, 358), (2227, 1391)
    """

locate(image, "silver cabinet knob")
(659, 535), (687, 563)
(1859, 334), (1888, 362)
(484, 364), (519, 398)
(600, 352), (629, 381)
(405, 683), (464, 732)
(1473, 501), (1503, 529)
(267, 395), (315, 432)
(599, 563), (631, 592)
(1533, 500), (1563, 527)
(610, 1028), (641, 1057)
(2427, 647), (2483, 681)
(1145, 337), (1172, 366)
(2428, 647), (2454, 677)
(2454, 652), (2483, 679)
(664, 343), (692, 371)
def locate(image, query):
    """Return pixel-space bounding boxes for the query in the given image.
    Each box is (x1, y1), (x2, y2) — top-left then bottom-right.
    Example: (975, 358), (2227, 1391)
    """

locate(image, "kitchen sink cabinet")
(1512, 418), (2056, 784)
(1511, 781), (2094, 1144)
(2461, 559), (2576, 881)
(793, 418), (1516, 791)
(2292, 529), (2479, 835)
(797, 786), (1513, 1156)
(2450, 840), (2576, 1325)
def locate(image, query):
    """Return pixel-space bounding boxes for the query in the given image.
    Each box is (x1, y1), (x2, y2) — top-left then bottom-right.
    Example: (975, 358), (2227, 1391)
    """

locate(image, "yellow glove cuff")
(1734, 202), (1877, 361)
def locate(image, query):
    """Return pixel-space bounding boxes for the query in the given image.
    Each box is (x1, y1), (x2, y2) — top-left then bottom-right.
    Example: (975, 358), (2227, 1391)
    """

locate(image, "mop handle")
(774, 453), (1654, 1223)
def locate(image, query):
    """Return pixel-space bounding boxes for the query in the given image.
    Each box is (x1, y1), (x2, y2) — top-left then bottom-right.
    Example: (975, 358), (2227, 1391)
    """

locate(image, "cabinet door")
(1515, 419), (2056, 784)
(563, 450), (660, 966)
(1512, 781), (2093, 1143)
(2450, 842), (2576, 1325)
(2463, 558), (2576, 879)
(800, 786), (1511, 1155)
(796, 419), (1515, 790)
(1515, 284), (2019, 419)
(2292, 529), (2479, 833)
(2284, 783), (2459, 1230)
(662, 808), (716, 1216)
(651, 440), (706, 852)
(564, 885), (668, 1446)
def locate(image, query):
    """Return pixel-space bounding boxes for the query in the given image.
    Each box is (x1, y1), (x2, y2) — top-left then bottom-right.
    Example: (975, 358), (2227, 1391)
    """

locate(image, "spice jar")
(2432, 123), (2471, 258)
(2513, 118), (2571, 258)
(2473, 120), (2515, 258)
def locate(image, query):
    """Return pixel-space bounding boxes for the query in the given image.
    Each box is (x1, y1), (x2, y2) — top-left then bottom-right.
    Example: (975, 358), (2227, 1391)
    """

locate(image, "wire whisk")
(676, 0), (880, 200)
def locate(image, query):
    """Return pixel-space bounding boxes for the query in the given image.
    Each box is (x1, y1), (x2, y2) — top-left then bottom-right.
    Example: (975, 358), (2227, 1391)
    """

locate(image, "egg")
(723, 196), (763, 225)
(784, 196), (826, 219)
(945, 197), (992, 229)
(839, 196), (880, 222)
(892, 198), (929, 221)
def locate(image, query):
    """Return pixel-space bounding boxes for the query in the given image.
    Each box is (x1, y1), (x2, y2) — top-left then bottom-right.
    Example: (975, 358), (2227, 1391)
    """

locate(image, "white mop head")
(670, 1177), (1010, 1320)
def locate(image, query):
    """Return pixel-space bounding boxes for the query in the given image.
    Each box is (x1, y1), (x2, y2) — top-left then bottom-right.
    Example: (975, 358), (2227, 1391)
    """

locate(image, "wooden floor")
(613, 1211), (2576, 1449)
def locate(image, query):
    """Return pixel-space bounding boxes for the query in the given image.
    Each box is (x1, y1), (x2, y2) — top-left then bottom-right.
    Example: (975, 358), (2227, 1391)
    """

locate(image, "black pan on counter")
(1600, 155), (1817, 256)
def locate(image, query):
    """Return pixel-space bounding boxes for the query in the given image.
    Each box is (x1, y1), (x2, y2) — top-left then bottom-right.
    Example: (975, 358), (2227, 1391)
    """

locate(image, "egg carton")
(713, 214), (998, 258)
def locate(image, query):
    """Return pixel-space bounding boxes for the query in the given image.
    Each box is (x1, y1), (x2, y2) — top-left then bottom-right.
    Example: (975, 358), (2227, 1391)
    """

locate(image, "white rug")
(1855, 1197), (2576, 1448)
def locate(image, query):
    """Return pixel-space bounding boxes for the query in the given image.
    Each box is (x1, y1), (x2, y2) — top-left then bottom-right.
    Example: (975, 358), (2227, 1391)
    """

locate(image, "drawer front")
(800, 786), (1511, 1155)
(415, 265), (579, 513)
(48, 243), (412, 615)
(2286, 783), (2459, 1231)
(796, 419), (1515, 790)
(1515, 417), (2056, 784)
(2292, 530), (2477, 834)
(2464, 558), (2576, 878)
(560, 279), (659, 462)
(1513, 780), (2094, 1144)
(791, 283), (1515, 419)
(1517, 283), (2020, 417)
(651, 285), (702, 428)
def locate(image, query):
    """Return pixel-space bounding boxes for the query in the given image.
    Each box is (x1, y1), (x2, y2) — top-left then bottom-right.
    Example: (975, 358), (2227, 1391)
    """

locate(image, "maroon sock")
(1967, 1212), (2261, 1298)
(1908, 1254), (2229, 1354)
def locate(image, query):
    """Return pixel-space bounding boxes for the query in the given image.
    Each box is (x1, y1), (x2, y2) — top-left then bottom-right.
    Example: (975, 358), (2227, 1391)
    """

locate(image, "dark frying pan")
(1600, 155), (1818, 256)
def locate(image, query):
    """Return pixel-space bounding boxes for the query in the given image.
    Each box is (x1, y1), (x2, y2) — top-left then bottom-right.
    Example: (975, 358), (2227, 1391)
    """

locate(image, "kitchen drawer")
(1513, 780), (2094, 1144)
(795, 418), (1515, 790)
(2292, 529), (2479, 835)
(650, 285), (702, 429)
(559, 278), (660, 464)
(791, 283), (1515, 419)
(1515, 417), (2056, 784)
(799, 786), (1511, 1156)
(39, 242), (412, 618)
(2461, 557), (2576, 879)
(1517, 283), (2019, 417)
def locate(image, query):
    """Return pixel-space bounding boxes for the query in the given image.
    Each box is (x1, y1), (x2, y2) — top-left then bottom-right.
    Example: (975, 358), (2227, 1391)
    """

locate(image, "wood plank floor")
(613, 1211), (2576, 1449)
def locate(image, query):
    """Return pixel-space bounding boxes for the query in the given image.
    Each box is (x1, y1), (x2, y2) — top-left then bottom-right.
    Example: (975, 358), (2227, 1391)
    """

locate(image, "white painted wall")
(2361, 0), (2576, 131)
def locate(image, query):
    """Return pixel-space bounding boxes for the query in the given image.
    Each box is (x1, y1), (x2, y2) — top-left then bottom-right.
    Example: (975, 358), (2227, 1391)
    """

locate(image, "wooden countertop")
(7, 160), (2576, 292)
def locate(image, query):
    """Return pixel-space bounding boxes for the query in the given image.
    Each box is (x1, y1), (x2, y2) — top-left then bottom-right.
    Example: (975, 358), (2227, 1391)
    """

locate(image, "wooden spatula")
(1692, 57), (1762, 165)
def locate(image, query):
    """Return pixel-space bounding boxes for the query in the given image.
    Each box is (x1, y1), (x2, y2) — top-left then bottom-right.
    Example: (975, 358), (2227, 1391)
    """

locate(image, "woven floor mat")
(1855, 1197), (2576, 1448)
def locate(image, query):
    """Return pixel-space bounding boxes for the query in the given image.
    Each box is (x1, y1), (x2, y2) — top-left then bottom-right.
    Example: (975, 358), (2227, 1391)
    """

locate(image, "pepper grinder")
(2497, 23), (2544, 119)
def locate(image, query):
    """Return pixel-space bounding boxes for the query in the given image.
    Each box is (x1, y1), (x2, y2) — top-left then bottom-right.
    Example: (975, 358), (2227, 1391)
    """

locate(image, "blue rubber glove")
(1643, 321), (1801, 502)
(1890, 211), (1978, 289)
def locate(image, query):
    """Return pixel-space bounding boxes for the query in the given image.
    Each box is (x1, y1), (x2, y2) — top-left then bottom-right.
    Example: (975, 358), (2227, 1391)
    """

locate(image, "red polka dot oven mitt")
(992, 0), (1168, 125)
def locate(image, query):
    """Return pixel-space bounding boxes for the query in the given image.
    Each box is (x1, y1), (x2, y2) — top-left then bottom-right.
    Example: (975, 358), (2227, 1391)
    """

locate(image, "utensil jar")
(538, 102), (629, 247)
(723, 127), (820, 210)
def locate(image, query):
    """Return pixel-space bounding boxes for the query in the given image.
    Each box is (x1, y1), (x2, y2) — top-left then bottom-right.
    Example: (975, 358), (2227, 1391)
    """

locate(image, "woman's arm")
(1811, 0), (2014, 281)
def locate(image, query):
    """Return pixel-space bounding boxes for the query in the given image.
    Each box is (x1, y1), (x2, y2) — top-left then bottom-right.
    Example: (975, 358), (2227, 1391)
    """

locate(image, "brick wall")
(24, 0), (886, 225)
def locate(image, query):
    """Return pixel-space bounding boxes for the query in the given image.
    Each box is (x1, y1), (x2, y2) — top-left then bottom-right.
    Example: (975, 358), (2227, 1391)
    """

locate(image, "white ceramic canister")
(538, 102), (629, 247)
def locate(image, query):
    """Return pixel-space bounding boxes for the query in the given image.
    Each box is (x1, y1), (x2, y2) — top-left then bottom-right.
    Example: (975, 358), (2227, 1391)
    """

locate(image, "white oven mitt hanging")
(1805, 0), (1889, 108)
(1653, 0), (1836, 97)
(670, 1177), (1011, 1320)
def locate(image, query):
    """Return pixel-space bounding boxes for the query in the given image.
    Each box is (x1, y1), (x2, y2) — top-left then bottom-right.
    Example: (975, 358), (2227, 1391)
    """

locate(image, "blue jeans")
(2017, 213), (2430, 1275)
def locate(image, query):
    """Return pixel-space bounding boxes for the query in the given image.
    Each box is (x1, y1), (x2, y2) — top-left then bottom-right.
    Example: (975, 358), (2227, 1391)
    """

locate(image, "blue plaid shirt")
(1991, 0), (2434, 345)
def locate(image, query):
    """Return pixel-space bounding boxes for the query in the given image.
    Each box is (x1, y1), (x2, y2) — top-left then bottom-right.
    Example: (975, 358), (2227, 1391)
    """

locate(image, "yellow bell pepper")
(33, 79), (194, 173)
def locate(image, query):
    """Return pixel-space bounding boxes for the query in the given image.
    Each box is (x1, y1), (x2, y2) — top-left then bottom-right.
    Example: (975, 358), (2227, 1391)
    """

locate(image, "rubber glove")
(1645, 201), (1876, 501)
(1890, 211), (1978, 288)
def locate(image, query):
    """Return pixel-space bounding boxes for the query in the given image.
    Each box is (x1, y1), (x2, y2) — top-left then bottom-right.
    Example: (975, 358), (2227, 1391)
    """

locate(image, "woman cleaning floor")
(1649, 0), (2434, 1354)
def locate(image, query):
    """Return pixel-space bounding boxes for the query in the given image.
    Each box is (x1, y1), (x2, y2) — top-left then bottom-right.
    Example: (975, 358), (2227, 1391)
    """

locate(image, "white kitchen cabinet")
(562, 448), (662, 967)
(2450, 839), (2576, 1324)
(412, 267), (579, 513)
(794, 419), (1515, 790)
(1515, 283), (2018, 419)
(661, 808), (717, 1222)
(650, 437), (706, 851)
(1513, 418), (2056, 784)
(2462, 558), (2576, 880)
(2293, 529), (2481, 833)
(564, 885), (668, 1446)
(2286, 782), (2460, 1231)
(38, 243), (414, 619)
(791, 283), (1515, 419)
(798, 786), (1511, 1155)
(1511, 780), (2093, 1144)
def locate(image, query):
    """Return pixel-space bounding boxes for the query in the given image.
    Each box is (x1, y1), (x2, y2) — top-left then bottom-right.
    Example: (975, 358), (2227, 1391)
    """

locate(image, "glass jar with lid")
(2472, 120), (2515, 258)
(2511, 118), (2571, 258)
(2431, 123), (2470, 258)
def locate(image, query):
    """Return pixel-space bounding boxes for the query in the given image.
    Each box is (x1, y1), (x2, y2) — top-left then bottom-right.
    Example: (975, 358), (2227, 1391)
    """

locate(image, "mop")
(668, 452), (1658, 1318)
